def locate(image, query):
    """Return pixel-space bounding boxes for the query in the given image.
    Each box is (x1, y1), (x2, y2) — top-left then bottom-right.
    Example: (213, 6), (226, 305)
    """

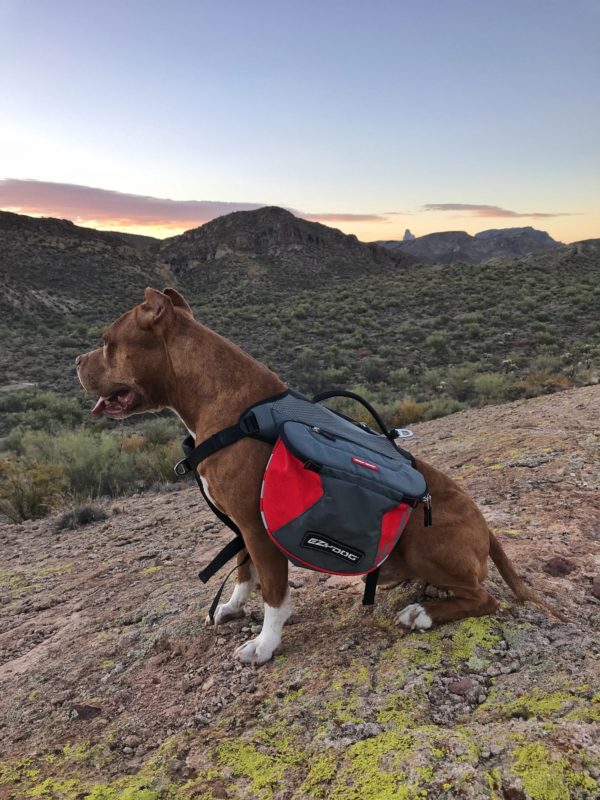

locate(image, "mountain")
(158, 206), (410, 291)
(377, 226), (561, 264)
(0, 210), (169, 390)
(0, 208), (597, 410)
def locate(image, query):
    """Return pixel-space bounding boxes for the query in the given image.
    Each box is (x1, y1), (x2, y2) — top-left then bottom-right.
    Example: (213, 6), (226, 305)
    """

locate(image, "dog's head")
(76, 287), (193, 418)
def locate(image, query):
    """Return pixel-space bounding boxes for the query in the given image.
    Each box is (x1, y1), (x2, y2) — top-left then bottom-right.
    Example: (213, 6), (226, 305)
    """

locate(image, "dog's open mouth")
(91, 388), (138, 417)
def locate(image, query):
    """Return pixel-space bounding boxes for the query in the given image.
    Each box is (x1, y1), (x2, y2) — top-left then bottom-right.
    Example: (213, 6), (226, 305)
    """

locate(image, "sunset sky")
(1, 0), (599, 243)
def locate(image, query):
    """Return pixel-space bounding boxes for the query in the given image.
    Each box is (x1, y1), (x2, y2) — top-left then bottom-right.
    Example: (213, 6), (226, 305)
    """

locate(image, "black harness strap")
(175, 425), (250, 477)
(362, 567), (381, 606)
(198, 536), (246, 584)
(179, 433), (248, 622)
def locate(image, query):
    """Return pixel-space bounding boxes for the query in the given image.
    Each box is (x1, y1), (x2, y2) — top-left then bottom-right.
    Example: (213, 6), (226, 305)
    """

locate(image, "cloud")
(302, 212), (388, 222)
(0, 179), (391, 231)
(423, 203), (574, 219)
(0, 179), (265, 230)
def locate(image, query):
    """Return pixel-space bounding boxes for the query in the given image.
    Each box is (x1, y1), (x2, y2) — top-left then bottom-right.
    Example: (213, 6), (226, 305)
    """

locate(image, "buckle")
(240, 412), (260, 435)
(174, 458), (191, 476)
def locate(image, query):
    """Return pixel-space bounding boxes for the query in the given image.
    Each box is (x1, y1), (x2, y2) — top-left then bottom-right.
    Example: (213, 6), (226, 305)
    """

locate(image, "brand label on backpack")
(301, 532), (364, 564)
(351, 456), (380, 471)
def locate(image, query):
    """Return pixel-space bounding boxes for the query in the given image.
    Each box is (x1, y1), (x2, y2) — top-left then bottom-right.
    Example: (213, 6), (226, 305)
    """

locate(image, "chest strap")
(175, 424), (252, 477)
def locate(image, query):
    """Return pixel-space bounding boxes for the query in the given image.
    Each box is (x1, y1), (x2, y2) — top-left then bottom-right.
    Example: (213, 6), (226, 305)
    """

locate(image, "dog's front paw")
(396, 603), (433, 631)
(234, 636), (277, 666)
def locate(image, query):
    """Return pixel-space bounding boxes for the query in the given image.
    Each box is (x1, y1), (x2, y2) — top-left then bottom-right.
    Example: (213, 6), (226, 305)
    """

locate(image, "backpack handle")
(311, 390), (397, 442)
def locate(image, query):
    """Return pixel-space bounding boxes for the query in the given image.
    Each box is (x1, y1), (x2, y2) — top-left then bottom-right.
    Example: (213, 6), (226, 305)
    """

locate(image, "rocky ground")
(0, 386), (598, 800)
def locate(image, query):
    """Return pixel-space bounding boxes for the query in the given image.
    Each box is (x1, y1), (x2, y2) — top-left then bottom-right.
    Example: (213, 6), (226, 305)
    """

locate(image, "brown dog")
(76, 287), (566, 665)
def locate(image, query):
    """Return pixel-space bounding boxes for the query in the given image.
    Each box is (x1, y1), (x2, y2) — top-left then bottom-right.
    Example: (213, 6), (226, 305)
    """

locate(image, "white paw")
(210, 602), (246, 627)
(234, 636), (277, 666)
(396, 603), (433, 631)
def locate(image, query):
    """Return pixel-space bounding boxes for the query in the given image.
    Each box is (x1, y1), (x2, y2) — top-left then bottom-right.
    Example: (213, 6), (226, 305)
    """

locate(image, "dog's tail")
(488, 530), (571, 623)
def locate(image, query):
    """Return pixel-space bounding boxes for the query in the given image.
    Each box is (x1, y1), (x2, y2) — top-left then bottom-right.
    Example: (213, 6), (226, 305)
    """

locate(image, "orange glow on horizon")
(2, 206), (597, 245)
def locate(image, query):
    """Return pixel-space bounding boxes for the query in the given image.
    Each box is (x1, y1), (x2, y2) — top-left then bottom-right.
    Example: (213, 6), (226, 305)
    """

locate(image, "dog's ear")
(163, 287), (194, 317)
(138, 287), (173, 329)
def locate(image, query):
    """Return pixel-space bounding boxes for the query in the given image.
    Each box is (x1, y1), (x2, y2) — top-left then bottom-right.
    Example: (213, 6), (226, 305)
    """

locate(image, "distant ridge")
(377, 225), (561, 264)
(158, 206), (412, 287)
(0, 208), (597, 397)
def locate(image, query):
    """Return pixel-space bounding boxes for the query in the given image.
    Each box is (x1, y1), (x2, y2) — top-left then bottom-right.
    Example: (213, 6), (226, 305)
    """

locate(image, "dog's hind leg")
(210, 550), (259, 626)
(396, 585), (499, 631)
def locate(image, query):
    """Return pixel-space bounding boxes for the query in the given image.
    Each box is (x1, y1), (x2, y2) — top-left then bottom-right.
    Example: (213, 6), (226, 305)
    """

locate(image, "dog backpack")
(176, 389), (431, 615)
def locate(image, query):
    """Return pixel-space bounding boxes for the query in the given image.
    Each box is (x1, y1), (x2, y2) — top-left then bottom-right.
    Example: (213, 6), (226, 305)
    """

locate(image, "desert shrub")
(389, 368), (411, 389)
(391, 400), (424, 427)
(425, 332), (449, 358)
(421, 368), (447, 394)
(473, 372), (513, 402)
(571, 364), (599, 386)
(420, 397), (464, 421)
(531, 353), (564, 372)
(0, 390), (85, 433)
(139, 416), (183, 446)
(121, 433), (146, 452)
(0, 426), (27, 453)
(55, 504), (108, 530)
(0, 456), (65, 521)
(445, 365), (477, 402)
(135, 440), (182, 485)
(320, 367), (351, 387)
(516, 371), (573, 398)
(13, 428), (178, 500)
(29, 429), (138, 498)
(361, 357), (388, 383)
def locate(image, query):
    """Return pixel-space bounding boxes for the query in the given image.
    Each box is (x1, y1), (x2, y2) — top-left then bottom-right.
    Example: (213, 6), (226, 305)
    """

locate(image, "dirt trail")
(0, 386), (598, 799)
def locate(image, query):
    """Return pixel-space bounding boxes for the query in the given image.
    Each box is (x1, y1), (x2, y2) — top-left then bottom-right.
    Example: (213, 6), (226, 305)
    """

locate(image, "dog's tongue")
(91, 397), (108, 416)
(91, 390), (135, 416)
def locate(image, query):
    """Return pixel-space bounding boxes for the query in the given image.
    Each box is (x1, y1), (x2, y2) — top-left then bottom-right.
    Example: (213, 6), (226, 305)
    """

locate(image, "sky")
(1, 0), (599, 243)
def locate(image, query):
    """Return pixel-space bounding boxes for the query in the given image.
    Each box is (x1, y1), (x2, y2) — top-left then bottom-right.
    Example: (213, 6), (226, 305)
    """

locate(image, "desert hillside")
(1, 385), (598, 799)
(1, 209), (598, 410)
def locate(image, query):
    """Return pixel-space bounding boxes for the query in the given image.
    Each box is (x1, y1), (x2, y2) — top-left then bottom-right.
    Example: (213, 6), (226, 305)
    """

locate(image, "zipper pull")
(423, 493), (432, 527)
(312, 427), (336, 441)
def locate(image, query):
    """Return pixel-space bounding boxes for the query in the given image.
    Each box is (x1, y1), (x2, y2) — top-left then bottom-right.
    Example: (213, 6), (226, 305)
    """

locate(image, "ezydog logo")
(301, 532), (364, 564)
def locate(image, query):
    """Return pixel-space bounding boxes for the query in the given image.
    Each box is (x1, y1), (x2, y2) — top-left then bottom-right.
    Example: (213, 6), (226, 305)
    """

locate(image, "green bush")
(1, 426), (181, 512)
(361, 357), (388, 384)
(445, 365), (477, 402)
(0, 389), (86, 436)
(139, 416), (183, 446)
(425, 332), (449, 358)
(473, 372), (513, 402)
(420, 397), (464, 421)
(389, 368), (411, 389)
(0, 456), (65, 522)
(391, 400), (424, 427)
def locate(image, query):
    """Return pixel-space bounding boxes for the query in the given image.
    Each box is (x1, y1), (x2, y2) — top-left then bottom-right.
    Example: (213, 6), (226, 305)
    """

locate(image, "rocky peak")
(159, 206), (403, 274)
(378, 226), (561, 264)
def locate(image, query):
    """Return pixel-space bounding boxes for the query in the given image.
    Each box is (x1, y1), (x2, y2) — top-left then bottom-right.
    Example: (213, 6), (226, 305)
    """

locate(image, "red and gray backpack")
(176, 389), (431, 619)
